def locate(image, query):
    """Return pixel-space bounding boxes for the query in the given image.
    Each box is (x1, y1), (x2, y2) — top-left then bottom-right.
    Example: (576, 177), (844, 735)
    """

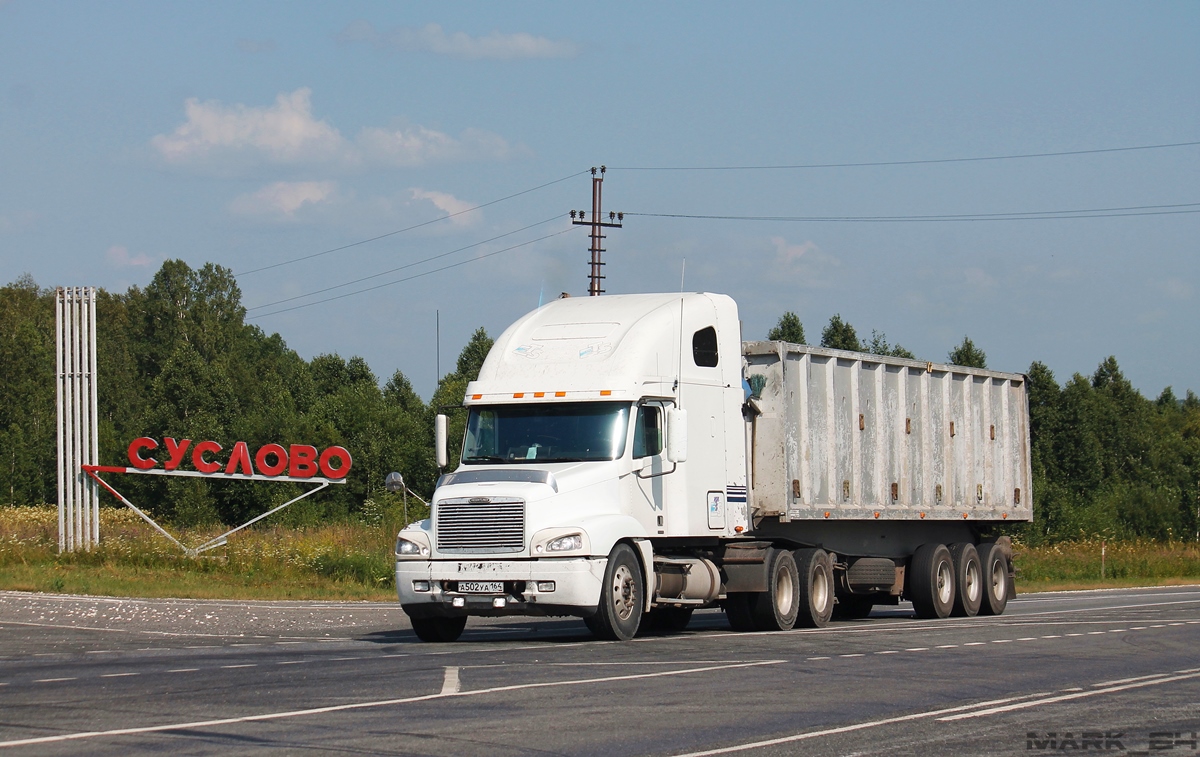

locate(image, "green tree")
(865, 330), (916, 359)
(767, 312), (805, 344)
(947, 336), (987, 368)
(820, 314), (861, 351)
(430, 328), (494, 473)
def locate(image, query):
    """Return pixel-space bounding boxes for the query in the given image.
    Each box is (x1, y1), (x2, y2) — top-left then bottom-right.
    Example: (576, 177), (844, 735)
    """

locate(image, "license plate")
(459, 581), (503, 594)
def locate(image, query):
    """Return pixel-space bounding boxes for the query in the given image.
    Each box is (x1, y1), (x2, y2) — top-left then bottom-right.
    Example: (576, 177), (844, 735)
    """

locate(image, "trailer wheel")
(751, 548), (801, 631)
(722, 593), (757, 632)
(410, 616), (467, 643)
(977, 542), (1012, 616)
(909, 543), (955, 619)
(794, 548), (834, 627)
(584, 543), (644, 641)
(949, 543), (983, 617)
(832, 594), (874, 621)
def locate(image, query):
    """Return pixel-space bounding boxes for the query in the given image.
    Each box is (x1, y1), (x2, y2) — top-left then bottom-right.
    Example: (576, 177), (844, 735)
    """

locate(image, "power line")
(246, 215), (563, 312)
(251, 226), (581, 319)
(625, 201), (1200, 223)
(236, 169), (589, 276)
(609, 140), (1200, 171)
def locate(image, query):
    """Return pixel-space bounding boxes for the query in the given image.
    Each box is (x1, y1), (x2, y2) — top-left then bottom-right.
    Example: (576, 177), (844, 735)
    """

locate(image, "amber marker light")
(600, 390), (612, 396)
(513, 393), (524, 398)
(555, 391), (566, 397)
(534, 392), (545, 398)
(472, 394), (482, 400)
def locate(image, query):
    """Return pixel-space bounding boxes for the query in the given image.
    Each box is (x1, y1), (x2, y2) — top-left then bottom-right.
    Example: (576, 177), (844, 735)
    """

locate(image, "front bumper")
(396, 557), (607, 619)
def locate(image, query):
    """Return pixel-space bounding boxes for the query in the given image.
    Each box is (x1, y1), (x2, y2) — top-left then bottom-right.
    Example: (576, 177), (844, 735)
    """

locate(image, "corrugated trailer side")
(743, 341), (1032, 525)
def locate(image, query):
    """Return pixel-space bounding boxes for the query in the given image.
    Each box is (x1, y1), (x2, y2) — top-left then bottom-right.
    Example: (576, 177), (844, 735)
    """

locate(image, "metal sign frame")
(82, 464), (346, 557)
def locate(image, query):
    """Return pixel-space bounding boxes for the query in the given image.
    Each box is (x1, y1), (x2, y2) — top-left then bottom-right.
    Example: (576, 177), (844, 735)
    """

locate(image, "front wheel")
(585, 543), (644, 641)
(410, 616), (467, 643)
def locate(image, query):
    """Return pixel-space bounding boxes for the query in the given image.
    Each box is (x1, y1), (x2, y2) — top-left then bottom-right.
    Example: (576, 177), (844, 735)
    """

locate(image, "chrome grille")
(435, 498), (525, 554)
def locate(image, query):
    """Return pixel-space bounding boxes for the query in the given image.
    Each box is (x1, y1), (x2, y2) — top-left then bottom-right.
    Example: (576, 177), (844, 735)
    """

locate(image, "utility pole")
(570, 166), (623, 296)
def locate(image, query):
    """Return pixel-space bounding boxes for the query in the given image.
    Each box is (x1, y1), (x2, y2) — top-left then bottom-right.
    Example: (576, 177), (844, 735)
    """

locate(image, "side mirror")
(666, 407), (688, 463)
(435, 414), (449, 469)
(384, 471), (405, 493)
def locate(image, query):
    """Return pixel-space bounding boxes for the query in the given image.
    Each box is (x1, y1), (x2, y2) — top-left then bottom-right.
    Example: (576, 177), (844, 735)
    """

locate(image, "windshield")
(463, 402), (630, 463)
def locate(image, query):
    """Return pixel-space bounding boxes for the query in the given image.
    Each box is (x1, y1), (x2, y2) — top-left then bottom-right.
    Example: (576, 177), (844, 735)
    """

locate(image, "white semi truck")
(393, 292), (1031, 642)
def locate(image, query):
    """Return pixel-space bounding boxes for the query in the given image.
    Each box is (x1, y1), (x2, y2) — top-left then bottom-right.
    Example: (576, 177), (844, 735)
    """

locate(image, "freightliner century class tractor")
(392, 292), (1031, 642)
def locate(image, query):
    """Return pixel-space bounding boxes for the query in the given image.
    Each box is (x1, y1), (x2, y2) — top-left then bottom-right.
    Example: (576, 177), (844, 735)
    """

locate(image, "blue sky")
(1, 2), (1197, 399)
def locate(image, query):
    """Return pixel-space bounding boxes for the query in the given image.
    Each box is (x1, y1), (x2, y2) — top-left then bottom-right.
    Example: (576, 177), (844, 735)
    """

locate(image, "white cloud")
(769, 236), (838, 287)
(230, 181), (338, 219)
(410, 189), (479, 226)
(151, 89), (514, 171)
(152, 88), (345, 167)
(106, 245), (153, 267)
(338, 21), (576, 60)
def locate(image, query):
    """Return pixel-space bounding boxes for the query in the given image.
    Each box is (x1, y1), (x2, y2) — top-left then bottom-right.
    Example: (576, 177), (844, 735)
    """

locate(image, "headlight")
(545, 533), (583, 552)
(395, 536), (429, 557)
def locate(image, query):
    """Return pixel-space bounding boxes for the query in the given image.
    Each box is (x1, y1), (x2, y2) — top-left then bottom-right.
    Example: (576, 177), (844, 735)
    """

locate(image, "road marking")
(1131, 626), (1147, 630)
(905, 647), (928, 651)
(1041, 635), (1061, 638)
(964, 642), (986, 646)
(100, 673), (138, 678)
(85, 650), (115, 654)
(936, 644), (957, 649)
(941, 671), (1200, 722)
(275, 641), (302, 645)
(1087, 631), (1107, 635)
(277, 661), (306, 665)
(1151, 624), (1166, 628)
(0, 659), (784, 749)
(806, 656), (830, 661)
(441, 667), (461, 695)
(1060, 687), (1083, 692)
(220, 664), (255, 669)
(839, 654), (864, 658)
(231, 643), (261, 647)
(1016, 637), (1037, 641)
(330, 657), (363, 661)
(875, 650), (898, 655)
(1093, 672), (1171, 687)
(990, 640), (1011, 644)
(670, 691), (1055, 756)
(166, 668), (198, 673)
(33, 678), (76, 683)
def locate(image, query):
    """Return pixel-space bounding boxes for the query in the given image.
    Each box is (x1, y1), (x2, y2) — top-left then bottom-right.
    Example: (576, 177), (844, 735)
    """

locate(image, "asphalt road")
(0, 585), (1197, 756)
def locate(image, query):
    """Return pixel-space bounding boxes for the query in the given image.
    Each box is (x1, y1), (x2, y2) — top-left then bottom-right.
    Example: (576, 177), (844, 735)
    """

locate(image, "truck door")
(628, 401), (669, 534)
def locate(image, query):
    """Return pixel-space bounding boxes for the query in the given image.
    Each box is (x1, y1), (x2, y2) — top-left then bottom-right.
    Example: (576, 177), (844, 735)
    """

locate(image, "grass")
(0, 505), (398, 601)
(3, 506), (1199, 600)
(1013, 538), (1200, 592)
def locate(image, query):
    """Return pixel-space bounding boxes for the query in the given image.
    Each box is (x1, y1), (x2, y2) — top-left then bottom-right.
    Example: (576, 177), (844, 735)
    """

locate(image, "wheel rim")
(964, 559), (981, 603)
(810, 566), (829, 612)
(610, 563), (637, 621)
(989, 558), (1007, 602)
(936, 560), (953, 605)
(776, 563), (795, 614)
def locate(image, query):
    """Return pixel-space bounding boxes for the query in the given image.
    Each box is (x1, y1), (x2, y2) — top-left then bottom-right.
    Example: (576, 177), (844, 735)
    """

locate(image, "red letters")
(319, 446), (352, 480)
(254, 443), (288, 477)
(122, 437), (351, 479)
(224, 441), (253, 476)
(288, 445), (319, 478)
(192, 440), (223, 474)
(128, 437), (158, 469)
(163, 438), (191, 471)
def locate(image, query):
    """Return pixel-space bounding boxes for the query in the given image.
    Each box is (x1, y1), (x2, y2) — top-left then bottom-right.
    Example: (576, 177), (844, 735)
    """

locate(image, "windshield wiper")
(463, 456), (506, 463)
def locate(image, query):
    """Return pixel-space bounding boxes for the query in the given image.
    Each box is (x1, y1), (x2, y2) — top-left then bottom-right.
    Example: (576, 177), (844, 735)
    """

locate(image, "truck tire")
(410, 616), (467, 643)
(584, 543), (644, 641)
(832, 594), (874, 621)
(794, 548), (834, 628)
(723, 593), (757, 632)
(977, 542), (1012, 616)
(949, 543), (983, 617)
(909, 543), (955, 619)
(640, 607), (694, 635)
(751, 548), (801, 631)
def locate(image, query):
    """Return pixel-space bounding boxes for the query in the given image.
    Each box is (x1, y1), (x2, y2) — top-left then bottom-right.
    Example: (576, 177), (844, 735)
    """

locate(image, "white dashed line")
(936, 644), (958, 649)
(906, 648), (929, 652)
(34, 678), (76, 683)
(221, 664), (256, 669)
(277, 661), (306, 665)
(1131, 626), (1148, 630)
(330, 657), (363, 661)
(964, 642), (986, 646)
(840, 653), (865, 658)
(1150, 624), (1166, 628)
(1066, 633), (1084, 637)
(166, 668), (198, 673)
(1041, 635), (1061, 639)
(100, 673), (138, 678)
(1087, 631), (1107, 635)
(85, 650), (115, 654)
(807, 656), (831, 661)
(1017, 637), (1037, 641)
(1060, 687), (1084, 692)
(231, 643), (262, 647)
(990, 640), (1011, 644)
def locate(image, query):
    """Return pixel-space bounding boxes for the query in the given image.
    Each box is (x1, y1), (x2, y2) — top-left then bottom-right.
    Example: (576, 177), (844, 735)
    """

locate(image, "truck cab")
(395, 293), (746, 641)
